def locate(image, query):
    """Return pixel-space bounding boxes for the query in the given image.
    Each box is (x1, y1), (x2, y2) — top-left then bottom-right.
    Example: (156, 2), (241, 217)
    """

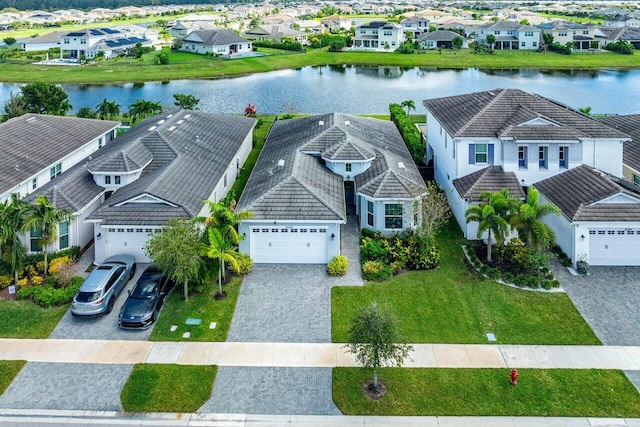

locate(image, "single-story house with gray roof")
(598, 114), (640, 187)
(236, 113), (426, 264)
(26, 110), (256, 263)
(181, 29), (252, 56)
(418, 30), (468, 49)
(535, 164), (640, 266)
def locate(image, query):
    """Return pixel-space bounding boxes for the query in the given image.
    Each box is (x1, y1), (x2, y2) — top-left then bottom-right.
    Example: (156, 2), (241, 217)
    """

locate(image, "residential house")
(596, 27), (640, 49)
(400, 15), (431, 37)
(20, 31), (66, 51)
(181, 30), (252, 56)
(418, 30), (468, 49)
(603, 14), (640, 28)
(598, 114), (640, 186)
(23, 111), (255, 262)
(0, 114), (119, 203)
(168, 20), (217, 38)
(320, 15), (352, 32)
(422, 89), (632, 266)
(236, 113), (426, 264)
(59, 27), (153, 61)
(478, 21), (541, 50)
(352, 21), (404, 51)
(535, 165), (640, 266)
(243, 25), (307, 44)
(538, 20), (595, 50)
(297, 20), (324, 33)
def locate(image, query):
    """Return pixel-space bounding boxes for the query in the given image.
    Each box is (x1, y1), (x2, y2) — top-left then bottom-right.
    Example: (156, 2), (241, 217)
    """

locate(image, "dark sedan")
(118, 265), (174, 330)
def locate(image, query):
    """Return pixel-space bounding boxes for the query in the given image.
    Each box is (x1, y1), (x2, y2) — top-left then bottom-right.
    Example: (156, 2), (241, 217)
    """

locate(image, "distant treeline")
(1, 0), (246, 12)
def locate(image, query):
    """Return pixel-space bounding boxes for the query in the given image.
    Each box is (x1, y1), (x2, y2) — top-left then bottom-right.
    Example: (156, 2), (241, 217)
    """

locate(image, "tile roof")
(86, 111), (256, 225)
(418, 30), (465, 42)
(422, 89), (630, 141)
(0, 114), (119, 196)
(534, 164), (640, 221)
(453, 165), (525, 202)
(598, 114), (640, 173)
(186, 29), (248, 46)
(238, 113), (426, 221)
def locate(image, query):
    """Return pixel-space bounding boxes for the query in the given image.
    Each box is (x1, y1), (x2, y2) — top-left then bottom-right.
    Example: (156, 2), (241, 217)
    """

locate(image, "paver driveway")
(49, 263), (156, 341)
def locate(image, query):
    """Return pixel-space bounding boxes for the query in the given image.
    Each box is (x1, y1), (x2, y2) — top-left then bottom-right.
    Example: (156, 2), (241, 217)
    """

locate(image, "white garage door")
(589, 229), (640, 266)
(249, 226), (328, 264)
(105, 227), (152, 262)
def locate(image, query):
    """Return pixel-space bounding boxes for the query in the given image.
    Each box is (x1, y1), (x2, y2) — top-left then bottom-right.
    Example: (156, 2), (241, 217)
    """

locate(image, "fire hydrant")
(510, 368), (519, 386)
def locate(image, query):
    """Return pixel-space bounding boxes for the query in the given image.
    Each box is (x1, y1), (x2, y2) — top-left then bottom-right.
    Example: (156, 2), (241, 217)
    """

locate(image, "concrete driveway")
(49, 263), (155, 341)
(551, 261), (640, 346)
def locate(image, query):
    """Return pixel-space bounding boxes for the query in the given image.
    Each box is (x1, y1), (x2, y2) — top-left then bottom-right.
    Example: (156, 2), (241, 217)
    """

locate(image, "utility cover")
(185, 318), (202, 325)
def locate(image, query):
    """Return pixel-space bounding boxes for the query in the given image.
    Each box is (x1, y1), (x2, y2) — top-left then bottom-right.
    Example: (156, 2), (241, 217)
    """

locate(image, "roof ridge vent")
(157, 119), (165, 124)
(319, 120), (324, 126)
(398, 161), (405, 169)
(168, 126), (176, 131)
(26, 117), (36, 122)
(344, 120), (350, 126)
(277, 159), (285, 167)
(148, 125), (157, 131)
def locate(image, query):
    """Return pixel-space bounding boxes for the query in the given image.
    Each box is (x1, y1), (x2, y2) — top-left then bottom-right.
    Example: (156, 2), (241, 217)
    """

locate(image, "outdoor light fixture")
(331, 233), (335, 241)
(97, 233), (102, 240)
(580, 235), (585, 241)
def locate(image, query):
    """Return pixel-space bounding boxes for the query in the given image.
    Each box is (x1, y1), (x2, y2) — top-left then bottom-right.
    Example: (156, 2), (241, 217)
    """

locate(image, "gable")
(593, 193), (640, 205)
(518, 117), (560, 127)
(115, 193), (178, 207)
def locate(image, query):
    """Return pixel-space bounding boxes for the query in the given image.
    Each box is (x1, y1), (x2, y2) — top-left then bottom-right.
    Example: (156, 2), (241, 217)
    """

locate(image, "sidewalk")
(2, 339), (640, 369)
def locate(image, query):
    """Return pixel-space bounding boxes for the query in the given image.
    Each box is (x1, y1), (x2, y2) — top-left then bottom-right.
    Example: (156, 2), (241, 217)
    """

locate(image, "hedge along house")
(236, 113), (426, 264)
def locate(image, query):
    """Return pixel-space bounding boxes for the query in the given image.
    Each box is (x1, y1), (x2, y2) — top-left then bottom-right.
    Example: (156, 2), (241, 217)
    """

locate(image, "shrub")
(501, 271), (514, 283)
(389, 103), (424, 164)
(360, 238), (389, 263)
(362, 260), (392, 281)
(24, 265), (37, 278)
(541, 279), (554, 290)
(36, 261), (45, 273)
(514, 275), (528, 288)
(48, 256), (71, 274)
(486, 267), (501, 280)
(0, 275), (12, 289)
(17, 277), (28, 286)
(551, 279), (561, 288)
(576, 259), (589, 275)
(253, 40), (303, 51)
(360, 228), (378, 239)
(17, 276), (83, 308)
(31, 275), (43, 286)
(328, 255), (348, 276)
(408, 235), (440, 270)
(53, 263), (77, 286)
(233, 253), (253, 275)
(500, 238), (531, 274)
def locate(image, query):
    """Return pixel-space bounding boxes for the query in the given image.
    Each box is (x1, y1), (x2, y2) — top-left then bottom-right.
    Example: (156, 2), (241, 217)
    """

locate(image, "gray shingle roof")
(598, 114), (640, 173)
(186, 29), (248, 46)
(453, 165), (525, 202)
(237, 113), (426, 221)
(87, 111), (256, 225)
(534, 164), (640, 221)
(321, 139), (375, 161)
(0, 114), (119, 196)
(418, 30), (466, 42)
(423, 89), (630, 141)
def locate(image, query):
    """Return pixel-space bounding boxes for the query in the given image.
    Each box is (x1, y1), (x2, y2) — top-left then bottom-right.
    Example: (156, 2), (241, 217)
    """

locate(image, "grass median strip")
(121, 364), (217, 413)
(333, 368), (640, 417)
(0, 300), (68, 339)
(332, 221), (599, 345)
(0, 360), (26, 395)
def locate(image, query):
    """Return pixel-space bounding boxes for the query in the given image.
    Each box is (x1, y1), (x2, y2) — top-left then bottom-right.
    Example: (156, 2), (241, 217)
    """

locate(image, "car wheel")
(130, 263), (137, 279)
(106, 297), (115, 314)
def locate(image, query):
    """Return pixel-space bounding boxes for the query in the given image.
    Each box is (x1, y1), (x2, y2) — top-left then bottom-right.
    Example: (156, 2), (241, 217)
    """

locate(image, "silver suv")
(71, 254), (136, 317)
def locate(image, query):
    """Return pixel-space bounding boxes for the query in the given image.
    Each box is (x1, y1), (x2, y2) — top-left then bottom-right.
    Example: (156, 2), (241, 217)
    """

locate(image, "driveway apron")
(0, 363), (133, 411)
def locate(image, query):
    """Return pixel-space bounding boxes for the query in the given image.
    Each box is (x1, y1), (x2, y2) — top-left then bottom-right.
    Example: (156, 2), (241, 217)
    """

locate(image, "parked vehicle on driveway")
(119, 265), (175, 330)
(71, 254), (137, 317)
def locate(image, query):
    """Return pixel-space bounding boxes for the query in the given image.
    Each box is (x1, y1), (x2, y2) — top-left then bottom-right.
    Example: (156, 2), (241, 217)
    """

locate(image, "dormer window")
(346, 163), (352, 172)
(115, 175), (121, 185)
(105, 176), (111, 185)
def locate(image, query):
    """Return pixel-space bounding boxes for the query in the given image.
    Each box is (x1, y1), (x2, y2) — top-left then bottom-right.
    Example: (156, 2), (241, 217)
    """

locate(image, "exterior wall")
(92, 170), (143, 190)
(517, 29), (541, 49)
(582, 138), (624, 178)
(358, 195), (417, 236)
(73, 194), (104, 250)
(538, 192), (575, 261)
(23, 41), (59, 51)
(623, 164), (640, 185)
(324, 160), (371, 179)
(449, 188), (474, 239)
(1, 128), (117, 202)
(93, 225), (158, 263)
(502, 141), (583, 186)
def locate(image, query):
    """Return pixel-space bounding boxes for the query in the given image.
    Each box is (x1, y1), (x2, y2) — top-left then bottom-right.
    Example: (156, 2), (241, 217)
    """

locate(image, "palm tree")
(128, 99), (162, 123)
(96, 99), (120, 120)
(511, 188), (560, 251)
(465, 202), (510, 263)
(22, 195), (73, 277)
(400, 99), (415, 116)
(201, 227), (240, 299)
(479, 189), (520, 224)
(195, 198), (254, 279)
(486, 34), (496, 50)
(0, 195), (29, 285)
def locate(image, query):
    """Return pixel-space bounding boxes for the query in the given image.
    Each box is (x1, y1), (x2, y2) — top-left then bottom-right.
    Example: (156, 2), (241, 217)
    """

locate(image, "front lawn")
(332, 221), (600, 345)
(0, 360), (26, 395)
(149, 275), (241, 342)
(121, 364), (217, 412)
(0, 300), (68, 338)
(333, 368), (640, 417)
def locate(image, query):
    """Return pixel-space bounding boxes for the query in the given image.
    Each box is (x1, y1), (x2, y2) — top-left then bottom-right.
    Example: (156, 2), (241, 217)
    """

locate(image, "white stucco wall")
(324, 160), (371, 179)
(358, 196), (418, 236)
(538, 192), (575, 260)
(582, 138), (624, 178)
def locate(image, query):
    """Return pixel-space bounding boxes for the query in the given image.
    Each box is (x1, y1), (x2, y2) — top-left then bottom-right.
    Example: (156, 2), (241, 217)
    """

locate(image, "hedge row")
(389, 103), (424, 164)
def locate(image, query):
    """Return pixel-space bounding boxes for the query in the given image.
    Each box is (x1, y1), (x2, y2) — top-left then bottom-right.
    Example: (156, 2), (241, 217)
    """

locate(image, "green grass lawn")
(121, 364), (216, 412)
(2, 48), (639, 84)
(333, 368), (640, 417)
(0, 300), (68, 338)
(149, 273), (241, 342)
(332, 221), (600, 345)
(0, 360), (26, 395)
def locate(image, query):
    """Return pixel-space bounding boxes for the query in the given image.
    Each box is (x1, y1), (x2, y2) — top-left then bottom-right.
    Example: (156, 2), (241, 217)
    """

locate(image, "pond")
(1, 66), (639, 115)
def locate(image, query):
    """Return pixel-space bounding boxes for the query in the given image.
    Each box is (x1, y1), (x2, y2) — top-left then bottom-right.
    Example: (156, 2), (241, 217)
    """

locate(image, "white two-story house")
(423, 89), (637, 266)
(538, 20), (595, 50)
(352, 21), (404, 51)
(478, 21), (541, 50)
(400, 15), (430, 38)
(60, 27), (153, 62)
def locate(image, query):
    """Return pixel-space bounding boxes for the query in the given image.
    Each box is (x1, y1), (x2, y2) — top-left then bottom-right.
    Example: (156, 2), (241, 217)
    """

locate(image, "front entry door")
(345, 181), (355, 215)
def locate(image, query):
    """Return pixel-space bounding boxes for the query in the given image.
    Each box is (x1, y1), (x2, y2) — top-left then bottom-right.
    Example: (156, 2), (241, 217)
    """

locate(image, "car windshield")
(130, 278), (160, 299)
(76, 291), (101, 303)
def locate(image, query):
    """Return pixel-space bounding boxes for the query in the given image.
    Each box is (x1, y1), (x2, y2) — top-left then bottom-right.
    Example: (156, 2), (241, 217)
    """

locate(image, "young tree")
(0, 195), (29, 285)
(96, 99), (120, 120)
(345, 302), (413, 396)
(542, 33), (554, 47)
(465, 194), (510, 262)
(510, 188), (560, 251)
(2, 91), (27, 121)
(452, 36), (463, 50)
(485, 34), (496, 50)
(201, 227), (240, 299)
(173, 93), (200, 110)
(3, 37), (16, 46)
(20, 82), (72, 116)
(76, 106), (97, 119)
(145, 218), (203, 301)
(400, 99), (415, 116)
(414, 181), (451, 242)
(22, 195), (73, 277)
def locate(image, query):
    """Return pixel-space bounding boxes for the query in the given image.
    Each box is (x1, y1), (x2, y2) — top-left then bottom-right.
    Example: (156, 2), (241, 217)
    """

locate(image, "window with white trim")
(346, 163), (352, 172)
(538, 146), (548, 169)
(115, 175), (121, 185)
(475, 144), (488, 163)
(384, 203), (403, 229)
(367, 200), (374, 226)
(30, 227), (42, 252)
(634, 174), (640, 186)
(50, 163), (62, 180)
(32, 178), (37, 190)
(59, 221), (69, 249)
(559, 146), (568, 169)
(518, 146), (528, 169)
(105, 176), (111, 185)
